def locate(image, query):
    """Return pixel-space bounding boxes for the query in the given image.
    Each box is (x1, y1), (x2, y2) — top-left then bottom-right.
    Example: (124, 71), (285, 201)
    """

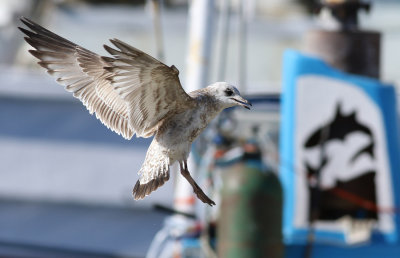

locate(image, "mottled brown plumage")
(19, 17), (251, 206)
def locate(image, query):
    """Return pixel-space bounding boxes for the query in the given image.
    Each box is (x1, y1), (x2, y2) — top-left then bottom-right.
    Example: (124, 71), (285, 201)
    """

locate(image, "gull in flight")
(19, 17), (251, 206)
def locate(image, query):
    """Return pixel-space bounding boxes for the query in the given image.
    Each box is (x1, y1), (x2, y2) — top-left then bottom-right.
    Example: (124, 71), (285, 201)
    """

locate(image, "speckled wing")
(19, 17), (133, 139)
(103, 39), (196, 138)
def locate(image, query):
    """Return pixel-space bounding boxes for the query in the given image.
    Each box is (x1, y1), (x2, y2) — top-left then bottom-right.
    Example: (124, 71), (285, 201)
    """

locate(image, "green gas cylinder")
(217, 162), (283, 258)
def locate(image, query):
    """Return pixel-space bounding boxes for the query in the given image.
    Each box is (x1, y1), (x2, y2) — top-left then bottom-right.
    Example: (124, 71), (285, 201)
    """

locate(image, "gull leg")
(179, 161), (215, 206)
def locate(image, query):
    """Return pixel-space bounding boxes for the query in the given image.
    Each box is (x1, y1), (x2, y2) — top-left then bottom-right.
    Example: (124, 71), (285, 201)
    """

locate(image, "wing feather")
(19, 18), (133, 139)
(104, 39), (195, 137)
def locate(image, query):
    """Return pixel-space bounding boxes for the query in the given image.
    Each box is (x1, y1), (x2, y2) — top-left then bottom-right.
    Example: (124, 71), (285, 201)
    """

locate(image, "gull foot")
(194, 186), (216, 206)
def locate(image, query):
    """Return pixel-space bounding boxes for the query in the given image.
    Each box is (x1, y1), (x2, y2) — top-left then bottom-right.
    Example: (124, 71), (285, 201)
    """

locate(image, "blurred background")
(1, 0), (400, 257)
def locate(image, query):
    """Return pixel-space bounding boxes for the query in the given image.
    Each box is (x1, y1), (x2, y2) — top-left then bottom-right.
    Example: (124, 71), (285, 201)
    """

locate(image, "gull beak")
(231, 96), (252, 110)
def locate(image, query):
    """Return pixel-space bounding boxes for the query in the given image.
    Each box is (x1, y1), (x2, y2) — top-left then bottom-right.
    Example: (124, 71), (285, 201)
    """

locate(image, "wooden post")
(304, 0), (380, 79)
(304, 30), (380, 79)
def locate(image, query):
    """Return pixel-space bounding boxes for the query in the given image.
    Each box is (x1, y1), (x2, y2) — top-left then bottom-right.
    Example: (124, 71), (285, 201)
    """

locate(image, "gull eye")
(224, 88), (233, 96)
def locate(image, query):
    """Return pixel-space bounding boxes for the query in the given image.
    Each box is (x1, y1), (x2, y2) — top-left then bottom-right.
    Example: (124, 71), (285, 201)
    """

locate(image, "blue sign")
(280, 50), (400, 245)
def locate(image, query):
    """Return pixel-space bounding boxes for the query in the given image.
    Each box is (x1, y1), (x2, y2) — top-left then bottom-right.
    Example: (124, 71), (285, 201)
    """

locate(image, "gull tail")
(133, 141), (170, 200)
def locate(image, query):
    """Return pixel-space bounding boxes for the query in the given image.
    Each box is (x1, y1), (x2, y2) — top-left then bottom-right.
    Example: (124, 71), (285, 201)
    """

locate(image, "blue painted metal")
(0, 96), (150, 147)
(285, 242), (400, 258)
(280, 50), (400, 245)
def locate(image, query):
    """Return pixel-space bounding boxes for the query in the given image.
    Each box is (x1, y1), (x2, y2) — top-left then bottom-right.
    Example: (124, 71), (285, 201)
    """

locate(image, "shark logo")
(303, 103), (377, 221)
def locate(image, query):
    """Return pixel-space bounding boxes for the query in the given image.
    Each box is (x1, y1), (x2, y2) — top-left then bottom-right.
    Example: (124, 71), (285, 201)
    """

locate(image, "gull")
(19, 17), (251, 206)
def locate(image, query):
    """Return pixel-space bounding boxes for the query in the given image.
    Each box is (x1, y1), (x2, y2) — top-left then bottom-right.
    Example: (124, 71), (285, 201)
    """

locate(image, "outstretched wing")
(19, 17), (195, 139)
(103, 39), (195, 137)
(19, 17), (133, 139)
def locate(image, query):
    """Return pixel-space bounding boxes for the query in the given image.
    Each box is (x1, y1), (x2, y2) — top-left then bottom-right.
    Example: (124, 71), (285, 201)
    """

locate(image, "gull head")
(207, 82), (252, 110)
